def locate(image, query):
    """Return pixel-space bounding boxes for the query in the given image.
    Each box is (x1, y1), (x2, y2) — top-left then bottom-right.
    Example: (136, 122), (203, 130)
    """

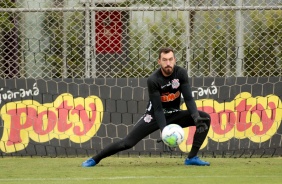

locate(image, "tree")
(0, 0), (18, 79)
(42, 0), (85, 78)
(0, 1), (15, 32)
(245, 10), (282, 76)
(114, 11), (186, 78)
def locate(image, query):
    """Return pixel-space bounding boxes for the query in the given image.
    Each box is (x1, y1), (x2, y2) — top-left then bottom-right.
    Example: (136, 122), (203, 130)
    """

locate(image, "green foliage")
(128, 19), (150, 77)
(119, 0), (176, 7)
(0, 0), (15, 7)
(42, 11), (85, 78)
(113, 62), (155, 78)
(194, 10), (282, 77)
(127, 12), (186, 78)
(246, 10), (282, 76)
(0, 0), (17, 78)
(148, 12), (185, 53)
(191, 11), (236, 76)
(45, 55), (84, 78)
(0, 0), (16, 32)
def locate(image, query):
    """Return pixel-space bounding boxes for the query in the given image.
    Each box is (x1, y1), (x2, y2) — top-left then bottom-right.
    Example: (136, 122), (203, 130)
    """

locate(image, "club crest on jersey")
(144, 114), (153, 123)
(171, 79), (180, 89)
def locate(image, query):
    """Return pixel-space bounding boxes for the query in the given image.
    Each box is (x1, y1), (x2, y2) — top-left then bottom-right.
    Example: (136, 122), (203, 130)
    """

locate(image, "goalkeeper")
(82, 47), (211, 167)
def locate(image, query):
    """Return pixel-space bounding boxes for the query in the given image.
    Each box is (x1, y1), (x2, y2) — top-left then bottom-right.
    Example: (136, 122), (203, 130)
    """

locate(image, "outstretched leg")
(82, 114), (159, 167)
(166, 110), (211, 166)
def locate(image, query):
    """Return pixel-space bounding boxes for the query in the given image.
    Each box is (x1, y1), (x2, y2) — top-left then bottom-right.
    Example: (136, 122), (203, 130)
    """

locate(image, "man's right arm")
(147, 78), (167, 131)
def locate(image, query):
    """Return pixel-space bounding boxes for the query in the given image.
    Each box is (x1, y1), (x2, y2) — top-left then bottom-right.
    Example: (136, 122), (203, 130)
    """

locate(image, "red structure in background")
(95, 11), (123, 54)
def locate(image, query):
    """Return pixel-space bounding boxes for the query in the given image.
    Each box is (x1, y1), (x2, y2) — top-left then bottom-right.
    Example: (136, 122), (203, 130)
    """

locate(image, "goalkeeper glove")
(192, 113), (209, 134)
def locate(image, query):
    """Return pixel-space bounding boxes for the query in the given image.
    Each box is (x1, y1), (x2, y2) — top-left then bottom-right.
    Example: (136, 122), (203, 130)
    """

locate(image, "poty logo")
(0, 93), (103, 153)
(179, 92), (282, 152)
(0, 91), (281, 153)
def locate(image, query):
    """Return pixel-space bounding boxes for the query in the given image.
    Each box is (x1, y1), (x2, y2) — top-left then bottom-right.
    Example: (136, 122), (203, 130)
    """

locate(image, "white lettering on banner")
(192, 81), (217, 97)
(0, 83), (39, 104)
(192, 82), (218, 97)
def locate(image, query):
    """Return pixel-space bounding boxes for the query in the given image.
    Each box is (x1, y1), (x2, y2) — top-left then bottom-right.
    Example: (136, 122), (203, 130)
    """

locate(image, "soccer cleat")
(82, 158), (96, 167)
(184, 156), (210, 166)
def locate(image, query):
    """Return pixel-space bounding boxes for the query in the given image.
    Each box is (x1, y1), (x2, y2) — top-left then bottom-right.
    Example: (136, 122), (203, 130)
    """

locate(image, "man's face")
(158, 51), (176, 77)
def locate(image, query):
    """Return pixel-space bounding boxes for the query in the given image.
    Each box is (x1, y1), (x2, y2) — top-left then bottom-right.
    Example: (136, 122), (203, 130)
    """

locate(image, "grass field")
(0, 156), (281, 184)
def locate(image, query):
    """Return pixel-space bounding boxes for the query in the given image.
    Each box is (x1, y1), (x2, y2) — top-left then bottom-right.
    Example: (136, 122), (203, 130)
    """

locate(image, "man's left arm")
(180, 83), (199, 118)
(180, 74), (209, 133)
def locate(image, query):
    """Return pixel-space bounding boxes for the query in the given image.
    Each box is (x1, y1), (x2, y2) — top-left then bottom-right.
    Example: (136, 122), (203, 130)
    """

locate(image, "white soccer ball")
(161, 124), (185, 147)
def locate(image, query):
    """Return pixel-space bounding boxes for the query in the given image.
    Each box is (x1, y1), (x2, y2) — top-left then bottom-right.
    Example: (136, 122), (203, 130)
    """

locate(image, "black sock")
(188, 145), (200, 159)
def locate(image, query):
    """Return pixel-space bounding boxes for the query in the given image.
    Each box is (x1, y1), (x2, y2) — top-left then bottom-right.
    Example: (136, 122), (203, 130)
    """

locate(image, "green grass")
(0, 156), (281, 184)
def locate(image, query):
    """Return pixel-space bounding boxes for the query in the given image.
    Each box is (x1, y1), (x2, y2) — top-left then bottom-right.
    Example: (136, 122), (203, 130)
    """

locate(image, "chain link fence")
(0, 0), (282, 78)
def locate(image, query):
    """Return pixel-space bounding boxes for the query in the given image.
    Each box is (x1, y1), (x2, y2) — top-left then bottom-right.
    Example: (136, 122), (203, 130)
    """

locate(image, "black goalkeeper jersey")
(146, 65), (199, 130)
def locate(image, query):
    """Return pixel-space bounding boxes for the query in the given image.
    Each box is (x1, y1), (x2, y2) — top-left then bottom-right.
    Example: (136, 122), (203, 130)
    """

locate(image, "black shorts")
(123, 110), (210, 145)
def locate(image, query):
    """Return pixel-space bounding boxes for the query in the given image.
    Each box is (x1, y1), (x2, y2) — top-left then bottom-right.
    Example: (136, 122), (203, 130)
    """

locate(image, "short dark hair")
(158, 47), (174, 59)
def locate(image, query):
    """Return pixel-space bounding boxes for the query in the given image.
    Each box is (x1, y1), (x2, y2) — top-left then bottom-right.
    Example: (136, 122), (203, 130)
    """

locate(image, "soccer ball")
(161, 124), (184, 147)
